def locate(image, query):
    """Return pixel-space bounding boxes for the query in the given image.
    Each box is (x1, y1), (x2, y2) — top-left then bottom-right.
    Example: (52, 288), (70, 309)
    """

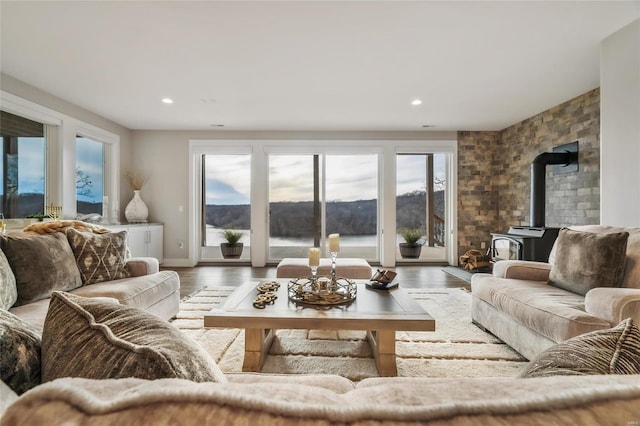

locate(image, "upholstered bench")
(276, 257), (373, 279)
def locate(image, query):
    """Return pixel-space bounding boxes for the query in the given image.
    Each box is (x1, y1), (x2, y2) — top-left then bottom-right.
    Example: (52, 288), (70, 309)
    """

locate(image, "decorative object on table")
(367, 269), (399, 290)
(459, 249), (492, 271)
(45, 204), (62, 220)
(308, 247), (320, 282)
(252, 281), (280, 309)
(124, 170), (150, 223)
(220, 229), (244, 259)
(399, 228), (425, 259)
(287, 276), (357, 306)
(328, 233), (340, 283)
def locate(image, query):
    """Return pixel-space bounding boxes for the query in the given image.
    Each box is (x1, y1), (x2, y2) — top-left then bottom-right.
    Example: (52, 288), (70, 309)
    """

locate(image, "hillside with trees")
(206, 190), (444, 237)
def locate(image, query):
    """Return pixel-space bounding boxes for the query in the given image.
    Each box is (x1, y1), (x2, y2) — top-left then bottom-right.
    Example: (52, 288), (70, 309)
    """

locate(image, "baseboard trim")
(161, 258), (197, 267)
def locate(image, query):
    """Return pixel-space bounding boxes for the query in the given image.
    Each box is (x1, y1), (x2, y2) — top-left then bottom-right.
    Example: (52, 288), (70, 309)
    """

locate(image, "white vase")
(124, 190), (149, 223)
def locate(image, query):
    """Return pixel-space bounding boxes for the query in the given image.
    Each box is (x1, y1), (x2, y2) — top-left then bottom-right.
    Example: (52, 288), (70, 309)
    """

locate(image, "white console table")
(106, 223), (164, 264)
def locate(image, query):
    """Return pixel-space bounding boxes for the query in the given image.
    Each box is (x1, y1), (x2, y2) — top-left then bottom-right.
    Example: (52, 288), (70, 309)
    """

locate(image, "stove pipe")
(530, 151), (573, 227)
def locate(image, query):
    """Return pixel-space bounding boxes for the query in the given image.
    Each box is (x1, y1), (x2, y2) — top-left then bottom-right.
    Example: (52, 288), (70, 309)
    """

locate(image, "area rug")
(172, 286), (528, 381)
(441, 266), (490, 283)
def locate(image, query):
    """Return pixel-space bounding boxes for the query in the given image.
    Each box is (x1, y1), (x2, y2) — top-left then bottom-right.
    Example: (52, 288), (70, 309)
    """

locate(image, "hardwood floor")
(166, 265), (470, 299)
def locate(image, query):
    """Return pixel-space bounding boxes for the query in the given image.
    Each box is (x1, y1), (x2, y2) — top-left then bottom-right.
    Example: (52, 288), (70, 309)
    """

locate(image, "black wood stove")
(490, 142), (578, 262)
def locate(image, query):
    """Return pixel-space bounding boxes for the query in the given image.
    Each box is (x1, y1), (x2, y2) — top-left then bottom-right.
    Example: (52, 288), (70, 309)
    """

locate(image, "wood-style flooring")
(167, 265), (470, 299)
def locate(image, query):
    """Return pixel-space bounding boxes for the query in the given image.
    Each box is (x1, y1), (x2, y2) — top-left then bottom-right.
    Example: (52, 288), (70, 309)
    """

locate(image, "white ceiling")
(1, 1), (638, 132)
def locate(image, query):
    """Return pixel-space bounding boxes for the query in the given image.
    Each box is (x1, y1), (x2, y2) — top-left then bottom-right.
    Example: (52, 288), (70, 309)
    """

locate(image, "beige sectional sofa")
(0, 223), (180, 330)
(471, 225), (640, 360)
(2, 223), (639, 425)
(3, 374), (640, 425)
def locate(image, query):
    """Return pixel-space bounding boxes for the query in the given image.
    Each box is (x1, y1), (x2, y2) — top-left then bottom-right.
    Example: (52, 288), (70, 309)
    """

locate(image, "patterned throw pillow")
(65, 229), (130, 285)
(0, 249), (17, 310)
(520, 318), (640, 378)
(0, 233), (82, 306)
(42, 292), (227, 384)
(0, 309), (41, 394)
(548, 228), (629, 296)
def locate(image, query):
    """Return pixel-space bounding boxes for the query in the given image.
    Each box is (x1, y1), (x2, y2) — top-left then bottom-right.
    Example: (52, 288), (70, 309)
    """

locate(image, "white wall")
(600, 18), (640, 226)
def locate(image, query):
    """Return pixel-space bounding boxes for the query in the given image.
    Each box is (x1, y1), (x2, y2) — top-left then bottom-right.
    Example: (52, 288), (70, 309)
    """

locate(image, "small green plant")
(221, 229), (244, 246)
(399, 228), (424, 247)
(26, 213), (50, 222)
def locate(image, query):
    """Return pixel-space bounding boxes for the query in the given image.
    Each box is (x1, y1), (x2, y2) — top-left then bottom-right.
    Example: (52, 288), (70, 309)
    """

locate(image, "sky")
(205, 153), (446, 205)
(0, 137), (45, 195)
(76, 137), (104, 202)
(0, 136), (103, 203)
(3, 146), (444, 206)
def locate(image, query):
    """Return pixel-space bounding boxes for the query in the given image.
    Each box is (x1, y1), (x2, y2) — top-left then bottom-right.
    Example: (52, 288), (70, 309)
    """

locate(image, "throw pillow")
(0, 233), (82, 306)
(0, 249), (17, 310)
(42, 292), (227, 384)
(520, 318), (640, 378)
(65, 228), (130, 285)
(548, 228), (629, 296)
(0, 309), (41, 394)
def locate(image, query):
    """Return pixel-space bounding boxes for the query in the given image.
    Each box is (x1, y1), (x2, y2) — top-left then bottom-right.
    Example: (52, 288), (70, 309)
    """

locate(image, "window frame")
(0, 90), (120, 223)
(189, 139), (458, 267)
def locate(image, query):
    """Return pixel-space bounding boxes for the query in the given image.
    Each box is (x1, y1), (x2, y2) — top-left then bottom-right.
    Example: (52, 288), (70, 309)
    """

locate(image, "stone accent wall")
(497, 88), (600, 231)
(456, 131), (500, 256)
(456, 89), (600, 261)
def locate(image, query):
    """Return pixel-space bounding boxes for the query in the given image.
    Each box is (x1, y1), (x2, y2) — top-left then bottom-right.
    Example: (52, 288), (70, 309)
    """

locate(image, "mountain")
(206, 190), (444, 237)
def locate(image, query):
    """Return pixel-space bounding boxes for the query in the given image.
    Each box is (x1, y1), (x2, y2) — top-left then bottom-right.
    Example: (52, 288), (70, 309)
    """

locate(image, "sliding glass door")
(200, 154), (251, 261)
(268, 155), (315, 259)
(268, 153), (379, 261)
(396, 153), (447, 262)
(325, 154), (378, 259)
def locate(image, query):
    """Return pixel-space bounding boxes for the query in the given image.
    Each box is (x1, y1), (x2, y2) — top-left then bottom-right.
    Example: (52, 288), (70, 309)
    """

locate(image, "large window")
(190, 140), (457, 267)
(1, 92), (120, 229)
(0, 111), (46, 218)
(76, 136), (104, 215)
(396, 153), (447, 262)
(268, 154), (378, 260)
(200, 154), (251, 261)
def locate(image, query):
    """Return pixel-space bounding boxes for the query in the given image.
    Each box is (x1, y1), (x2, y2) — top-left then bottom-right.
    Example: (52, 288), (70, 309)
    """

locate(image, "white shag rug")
(172, 287), (528, 381)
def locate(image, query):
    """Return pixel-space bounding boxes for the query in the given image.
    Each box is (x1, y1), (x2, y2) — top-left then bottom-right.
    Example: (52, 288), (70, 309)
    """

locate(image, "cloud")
(206, 178), (249, 205)
(201, 153), (448, 206)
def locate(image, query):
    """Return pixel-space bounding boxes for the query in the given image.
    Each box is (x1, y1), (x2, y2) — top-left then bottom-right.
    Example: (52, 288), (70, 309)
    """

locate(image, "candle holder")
(330, 251), (338, 285)
(45, 204), (62, 220)
(310, 265), (318, 284)
(288, 276), (356, 307)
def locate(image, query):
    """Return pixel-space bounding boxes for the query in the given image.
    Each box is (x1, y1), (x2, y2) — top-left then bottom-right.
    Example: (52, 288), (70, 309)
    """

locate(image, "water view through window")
(268, 154), (378, 260)
(202, 154), (252, 260)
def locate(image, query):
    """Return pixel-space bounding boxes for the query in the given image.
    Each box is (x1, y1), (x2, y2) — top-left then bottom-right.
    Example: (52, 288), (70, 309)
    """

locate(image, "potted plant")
(399, 228), (424, 259)
(220, 229), (244, 259)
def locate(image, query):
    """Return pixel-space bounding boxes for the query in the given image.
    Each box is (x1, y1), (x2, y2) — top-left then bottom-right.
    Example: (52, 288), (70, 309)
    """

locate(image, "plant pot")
(399, 243), (422, 259)
(221, 243), (243, 259)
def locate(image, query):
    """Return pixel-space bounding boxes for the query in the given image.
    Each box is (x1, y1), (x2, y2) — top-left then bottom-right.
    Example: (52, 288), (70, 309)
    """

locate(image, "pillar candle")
(308, 247), (320, 267)
(328, 233), (340, 252)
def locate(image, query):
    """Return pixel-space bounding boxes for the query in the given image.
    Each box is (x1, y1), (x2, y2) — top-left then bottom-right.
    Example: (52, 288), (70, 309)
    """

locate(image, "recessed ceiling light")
(422, 125), (435, 128)
(411, 99), (422, 106)
(210, 124), (225, 128)
(161, 98), (173, 104)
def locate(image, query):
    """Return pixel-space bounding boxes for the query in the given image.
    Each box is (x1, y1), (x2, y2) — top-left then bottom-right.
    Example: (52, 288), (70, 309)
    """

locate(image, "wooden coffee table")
(203, 280), (435, 376)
